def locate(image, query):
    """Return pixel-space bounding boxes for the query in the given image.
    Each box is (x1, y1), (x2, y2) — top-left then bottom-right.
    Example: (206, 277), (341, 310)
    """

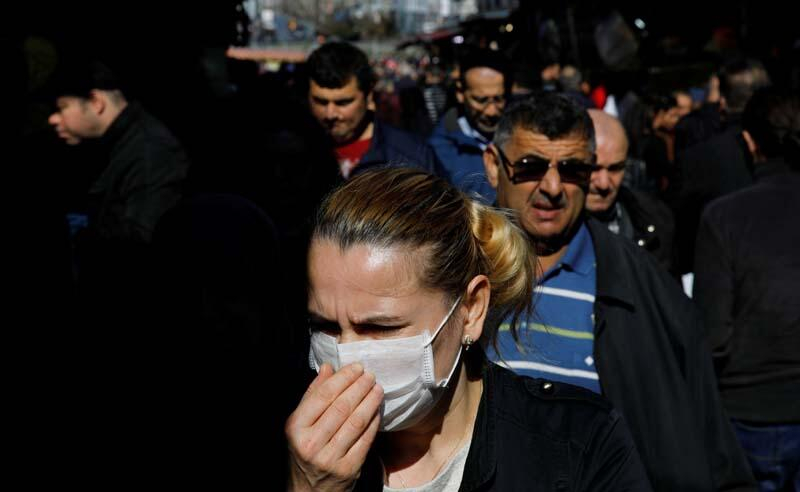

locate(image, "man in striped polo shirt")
(481, 94), (754, 492)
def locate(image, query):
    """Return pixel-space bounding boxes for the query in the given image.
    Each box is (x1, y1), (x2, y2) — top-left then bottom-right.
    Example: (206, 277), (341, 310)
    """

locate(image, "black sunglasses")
(494, 145), (597, 185)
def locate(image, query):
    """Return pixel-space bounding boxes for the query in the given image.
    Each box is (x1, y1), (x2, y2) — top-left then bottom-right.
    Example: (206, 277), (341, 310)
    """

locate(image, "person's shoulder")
(430, 109), (470, 144)
(700, 181), (779, 238)
(374, 120), (439, 171)
(707, 171), (799, 213)
(489, 363), (619, 445)
(587, 217), (637, 256)
(702, 186), (747, 217)
(428, 122), (454, 144)
(684, 127), (741, 159)
(121, 103), (184, 150)
(377, 120), (425, 147)
(588, 218), (681, 293)
(621, 187), (670, 216)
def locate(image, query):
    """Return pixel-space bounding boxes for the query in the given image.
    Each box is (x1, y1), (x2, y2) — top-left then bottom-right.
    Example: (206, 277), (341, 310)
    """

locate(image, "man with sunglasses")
(483, 93), (754, 491)
(429, 49), (510, 203)
(587, 109), (675, 273)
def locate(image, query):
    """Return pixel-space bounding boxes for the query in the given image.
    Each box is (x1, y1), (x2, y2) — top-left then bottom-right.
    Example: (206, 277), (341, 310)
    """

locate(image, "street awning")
(226, 46), (307, 63)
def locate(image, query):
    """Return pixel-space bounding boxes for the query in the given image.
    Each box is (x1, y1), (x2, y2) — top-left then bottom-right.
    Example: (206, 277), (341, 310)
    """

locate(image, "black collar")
(586, 218), (636, 310)
(100, 101), (141, 150)
(458, 361), (498, 490)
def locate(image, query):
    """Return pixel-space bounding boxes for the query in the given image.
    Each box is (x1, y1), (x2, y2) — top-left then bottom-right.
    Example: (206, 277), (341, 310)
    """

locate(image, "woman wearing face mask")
(286, 168), (651, 491)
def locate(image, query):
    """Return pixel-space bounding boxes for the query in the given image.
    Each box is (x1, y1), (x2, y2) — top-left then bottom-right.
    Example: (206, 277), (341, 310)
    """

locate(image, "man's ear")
(88, 90), (106, 115)
(483, 144), (500, 189)
(366, 90), (376, 111)
(742, 130), (758, 158)
(456, 79), (464, 104)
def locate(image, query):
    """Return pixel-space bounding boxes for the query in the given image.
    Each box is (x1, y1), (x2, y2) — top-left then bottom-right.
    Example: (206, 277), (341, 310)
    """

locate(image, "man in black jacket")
(586, 109), (676, 273)
(306, 42), (442, 179)
(48, 58), (190, 362)
(48, 60), (190, 245)
(694, 88), (800, 491)
(482, 93), (755, 491)
(671, 59), (771, 274)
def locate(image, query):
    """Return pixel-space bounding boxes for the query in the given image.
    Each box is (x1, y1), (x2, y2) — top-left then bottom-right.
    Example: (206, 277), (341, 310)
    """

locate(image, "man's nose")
(483, 102), (501, 117)
(48, 113), (60, 126)
(592, 168), (611, 190)
(538, 166), (563, 197)
(325, 104), (339, 120)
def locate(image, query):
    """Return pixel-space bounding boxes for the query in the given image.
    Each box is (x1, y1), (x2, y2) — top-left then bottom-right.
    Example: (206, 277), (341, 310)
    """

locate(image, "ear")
(88, 90), (106, 115)
(741, 130), (758, 158)
(651, 109), (665, 130)
(366, 90), (375, 111)
(461, 274), (490, 344)
(483, 144), (501, 189)
(455, 79), (464, 104)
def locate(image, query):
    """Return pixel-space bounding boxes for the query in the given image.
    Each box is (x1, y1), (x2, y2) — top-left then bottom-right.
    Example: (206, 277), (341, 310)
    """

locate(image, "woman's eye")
(359, 324), (400, 332)
(309, 319), (340, 335)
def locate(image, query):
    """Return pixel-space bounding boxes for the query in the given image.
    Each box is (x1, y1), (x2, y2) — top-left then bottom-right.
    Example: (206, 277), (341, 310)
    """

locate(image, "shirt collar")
(457, 116), (490, 150)
(549, 222), (594, 277)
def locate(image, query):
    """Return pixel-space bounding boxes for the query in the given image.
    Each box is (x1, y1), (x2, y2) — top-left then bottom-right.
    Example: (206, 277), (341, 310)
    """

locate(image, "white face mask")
(308, 297), (463, 432)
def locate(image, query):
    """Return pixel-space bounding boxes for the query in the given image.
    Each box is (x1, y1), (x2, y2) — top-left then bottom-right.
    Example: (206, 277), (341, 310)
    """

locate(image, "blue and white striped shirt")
(488, 223), (600, 393)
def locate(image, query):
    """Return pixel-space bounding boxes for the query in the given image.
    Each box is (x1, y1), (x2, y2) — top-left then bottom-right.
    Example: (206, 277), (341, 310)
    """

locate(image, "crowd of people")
(25, 35), (799, 490)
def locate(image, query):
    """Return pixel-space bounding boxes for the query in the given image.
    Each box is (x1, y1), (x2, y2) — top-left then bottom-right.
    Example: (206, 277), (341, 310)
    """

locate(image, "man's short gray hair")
(493, 93), (596, 154)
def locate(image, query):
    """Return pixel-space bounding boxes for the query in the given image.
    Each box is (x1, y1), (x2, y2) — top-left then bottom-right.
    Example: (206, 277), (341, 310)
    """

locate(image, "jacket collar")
(459, 360), (498, 490)
(441, 107), (461, 133)
(100, 101), (141, 151)
(457, 116), (490, 150)
(614, 186), (648, 229)
(358, 114), (399, 171)
(433, 108), (485, 151)
(586, 218), (636, 309)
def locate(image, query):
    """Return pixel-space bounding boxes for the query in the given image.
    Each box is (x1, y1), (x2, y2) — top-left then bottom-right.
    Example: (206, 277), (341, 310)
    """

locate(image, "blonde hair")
(313, 168), (535, 349)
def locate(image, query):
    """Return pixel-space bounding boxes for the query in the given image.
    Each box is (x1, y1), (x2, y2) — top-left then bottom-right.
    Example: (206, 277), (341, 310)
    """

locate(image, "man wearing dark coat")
(483, 93), (755, 491)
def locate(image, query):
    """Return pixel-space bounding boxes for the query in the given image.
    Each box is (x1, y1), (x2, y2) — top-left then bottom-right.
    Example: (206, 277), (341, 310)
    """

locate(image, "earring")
(462, 334), (474, 351)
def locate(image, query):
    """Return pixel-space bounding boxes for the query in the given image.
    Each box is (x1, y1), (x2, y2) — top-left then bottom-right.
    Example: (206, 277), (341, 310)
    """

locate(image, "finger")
(341, 405), (381, 473)
(300, 363), (334, 404)
(308, 371), (377, 451)
(292, 362), (364, 428)
(323, 382), (384, 460)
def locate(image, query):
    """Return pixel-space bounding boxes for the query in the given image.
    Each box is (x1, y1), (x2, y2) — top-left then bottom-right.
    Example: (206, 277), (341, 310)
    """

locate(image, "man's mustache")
(590, 187), (612, 197)
(530, 191), (567, 209)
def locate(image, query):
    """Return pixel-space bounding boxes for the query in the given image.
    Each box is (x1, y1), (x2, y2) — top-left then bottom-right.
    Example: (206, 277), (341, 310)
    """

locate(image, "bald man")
(588, 109), (676, 273)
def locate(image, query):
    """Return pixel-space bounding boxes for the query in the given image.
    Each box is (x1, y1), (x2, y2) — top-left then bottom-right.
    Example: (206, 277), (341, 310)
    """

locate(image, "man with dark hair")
(587, 109), (675, 273)
(48, 59), (190, 244)
(306, 42), (441, 179)
(483, 92), (755, 491)
(559, 65), (595, 109)
(672, 59), (771, 275)
(429, 49), (510, 203)
(47, 57), (191, 356)
(694, 88), (800, 491)
(719, 60), (772, 115)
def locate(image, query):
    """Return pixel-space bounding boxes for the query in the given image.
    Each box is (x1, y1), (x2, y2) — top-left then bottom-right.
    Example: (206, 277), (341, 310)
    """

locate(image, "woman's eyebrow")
(307, 310), (332, 322)
(350, 314), (406, 325)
